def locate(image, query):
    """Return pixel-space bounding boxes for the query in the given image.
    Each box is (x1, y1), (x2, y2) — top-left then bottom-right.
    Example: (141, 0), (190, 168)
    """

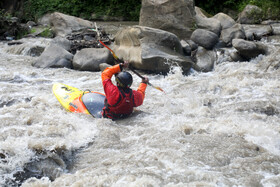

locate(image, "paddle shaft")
(95, 26), (164, 92)
(98, 40), (146, 79)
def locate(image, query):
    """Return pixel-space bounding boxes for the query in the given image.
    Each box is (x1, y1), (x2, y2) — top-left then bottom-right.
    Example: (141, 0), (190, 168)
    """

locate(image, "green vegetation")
(23, 0), (141, 22)
(0, 9), (12, 20)
(2, 0), (280, 22)
(38, 27), (54, 38)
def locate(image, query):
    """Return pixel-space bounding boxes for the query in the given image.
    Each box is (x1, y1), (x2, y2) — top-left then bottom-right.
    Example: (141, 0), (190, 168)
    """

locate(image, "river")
(0, 27), (280, 186)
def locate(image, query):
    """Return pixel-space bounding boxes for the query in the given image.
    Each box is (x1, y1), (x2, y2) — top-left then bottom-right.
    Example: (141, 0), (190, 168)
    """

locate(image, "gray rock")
(32, 43), (73, 68)
(195, 6), (208, 18)
(242, 24), (273, 40)
(271, 23), (280, 35)
(232, 39), (268, 60)
(229, 51), (246, 62)
(186, 40), (198, 51)
(195, 16), (222, 36)
(190, 29), (219, 50)
(237, 5), (263, 24)
(180, 40), (192, 56)
(194, 47), (216, 72)
(113, 26), (194, 74)
(213, 13), (236, 30)
(38, 12), (94, 37)
(73, 48), (113, 71)
(50, 36), (71, 51)
(220, 23), (246, 46)
(139, 0), (195, 40)
(99, 63), (112, 72)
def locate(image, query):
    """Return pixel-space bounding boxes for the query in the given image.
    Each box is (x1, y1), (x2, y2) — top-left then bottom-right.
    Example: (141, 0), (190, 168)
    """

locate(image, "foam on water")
(0, 37), (280, 186)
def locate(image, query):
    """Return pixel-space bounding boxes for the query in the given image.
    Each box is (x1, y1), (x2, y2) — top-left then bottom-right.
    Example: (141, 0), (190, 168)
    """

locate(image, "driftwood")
(66, 28), (111, 54)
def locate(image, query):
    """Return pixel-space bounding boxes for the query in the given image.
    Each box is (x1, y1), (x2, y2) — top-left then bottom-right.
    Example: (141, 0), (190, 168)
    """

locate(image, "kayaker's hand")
(122, 61), (129, 69)
(142, 77), (149, 84)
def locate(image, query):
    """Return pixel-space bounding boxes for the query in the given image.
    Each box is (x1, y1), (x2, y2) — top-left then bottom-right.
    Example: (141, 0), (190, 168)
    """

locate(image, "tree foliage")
(23, 0), (141, 21)
(15, 0), (280, 22)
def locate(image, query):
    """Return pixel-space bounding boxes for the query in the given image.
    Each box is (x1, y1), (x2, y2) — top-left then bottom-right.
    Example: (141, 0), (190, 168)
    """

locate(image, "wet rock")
(256, 106), (279, 116)
(220, 23), (246, 46)
(7, 41), (23, 45)
(232, 39), (268, 60)
(73, 48), (114, 71)
(190, 29), (219, 50)
(180, 40), (192, 56)
(32, 43), (73, 69)
(186, 39), (198, 51)
(50, 36), (71, 51)
(12, 149), (75, 185)
(0, 152), (6, 160)
(183, 128), (192, 135)
(193, 46), (217, 72)
(28, 46), (45, 57)
(242, 24), (273, 40)
(271, 23), (280, 35)
(99, 63), (112, 72)
(229, 51), (246, 62)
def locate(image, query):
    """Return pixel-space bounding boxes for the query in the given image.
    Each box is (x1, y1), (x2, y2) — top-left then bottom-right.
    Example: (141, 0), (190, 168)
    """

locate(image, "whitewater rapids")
(0, 36), (280, 186)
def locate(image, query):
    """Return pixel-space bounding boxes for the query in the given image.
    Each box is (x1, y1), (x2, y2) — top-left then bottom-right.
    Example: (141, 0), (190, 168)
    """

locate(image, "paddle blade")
(154, 86), (165, 93)
(148, 82), (165, 93)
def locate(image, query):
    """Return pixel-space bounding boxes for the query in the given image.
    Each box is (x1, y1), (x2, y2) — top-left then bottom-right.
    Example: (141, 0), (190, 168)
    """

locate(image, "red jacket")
(101, 64), (147, 119)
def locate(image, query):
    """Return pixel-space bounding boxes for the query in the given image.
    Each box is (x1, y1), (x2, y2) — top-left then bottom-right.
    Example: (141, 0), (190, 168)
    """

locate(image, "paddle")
(98, 40), (165, 93)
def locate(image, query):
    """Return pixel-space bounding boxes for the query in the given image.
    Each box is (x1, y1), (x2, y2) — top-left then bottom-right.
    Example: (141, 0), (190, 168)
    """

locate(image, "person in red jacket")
(101, 61), (148, 120)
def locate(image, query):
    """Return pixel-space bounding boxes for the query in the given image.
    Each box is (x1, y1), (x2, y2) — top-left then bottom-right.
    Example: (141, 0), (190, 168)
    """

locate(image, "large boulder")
(212, 13), (236, 30)
(38, 12), (94, 37)
(73, 48), (114, 71)
(232, 39), (268, 60)
(242, 24), (273, 40)
(195, 15), (222, 36)
(32, 43), (73, 68)
(190, 29), (219, 50)
(237, 5), (263, 24)
(50, 36), (71, 51)
(139, 0), (195, 40)
(113, 26), (194, 74)
(220, 23), (246, 46)
(271, 23), (280, 35)
(194, 6), (209, 18)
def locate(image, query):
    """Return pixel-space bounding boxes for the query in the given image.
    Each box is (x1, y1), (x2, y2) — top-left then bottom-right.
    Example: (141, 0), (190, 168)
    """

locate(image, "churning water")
(0, 36), (280, 186)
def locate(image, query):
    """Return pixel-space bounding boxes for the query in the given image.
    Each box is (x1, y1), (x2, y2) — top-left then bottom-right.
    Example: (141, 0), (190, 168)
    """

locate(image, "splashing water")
(0, 36), (280, 187)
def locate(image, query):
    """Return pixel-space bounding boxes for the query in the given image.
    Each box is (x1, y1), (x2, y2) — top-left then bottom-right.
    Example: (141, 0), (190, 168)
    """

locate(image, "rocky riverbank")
(1, 2), (280, 75)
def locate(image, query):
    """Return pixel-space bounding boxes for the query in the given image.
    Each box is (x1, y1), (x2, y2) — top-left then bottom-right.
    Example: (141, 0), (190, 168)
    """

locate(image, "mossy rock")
(26, 26), (55, 38)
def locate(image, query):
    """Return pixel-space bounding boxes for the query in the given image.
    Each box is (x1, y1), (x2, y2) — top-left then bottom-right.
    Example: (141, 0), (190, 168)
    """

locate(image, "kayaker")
(101, 61), (149, 120)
